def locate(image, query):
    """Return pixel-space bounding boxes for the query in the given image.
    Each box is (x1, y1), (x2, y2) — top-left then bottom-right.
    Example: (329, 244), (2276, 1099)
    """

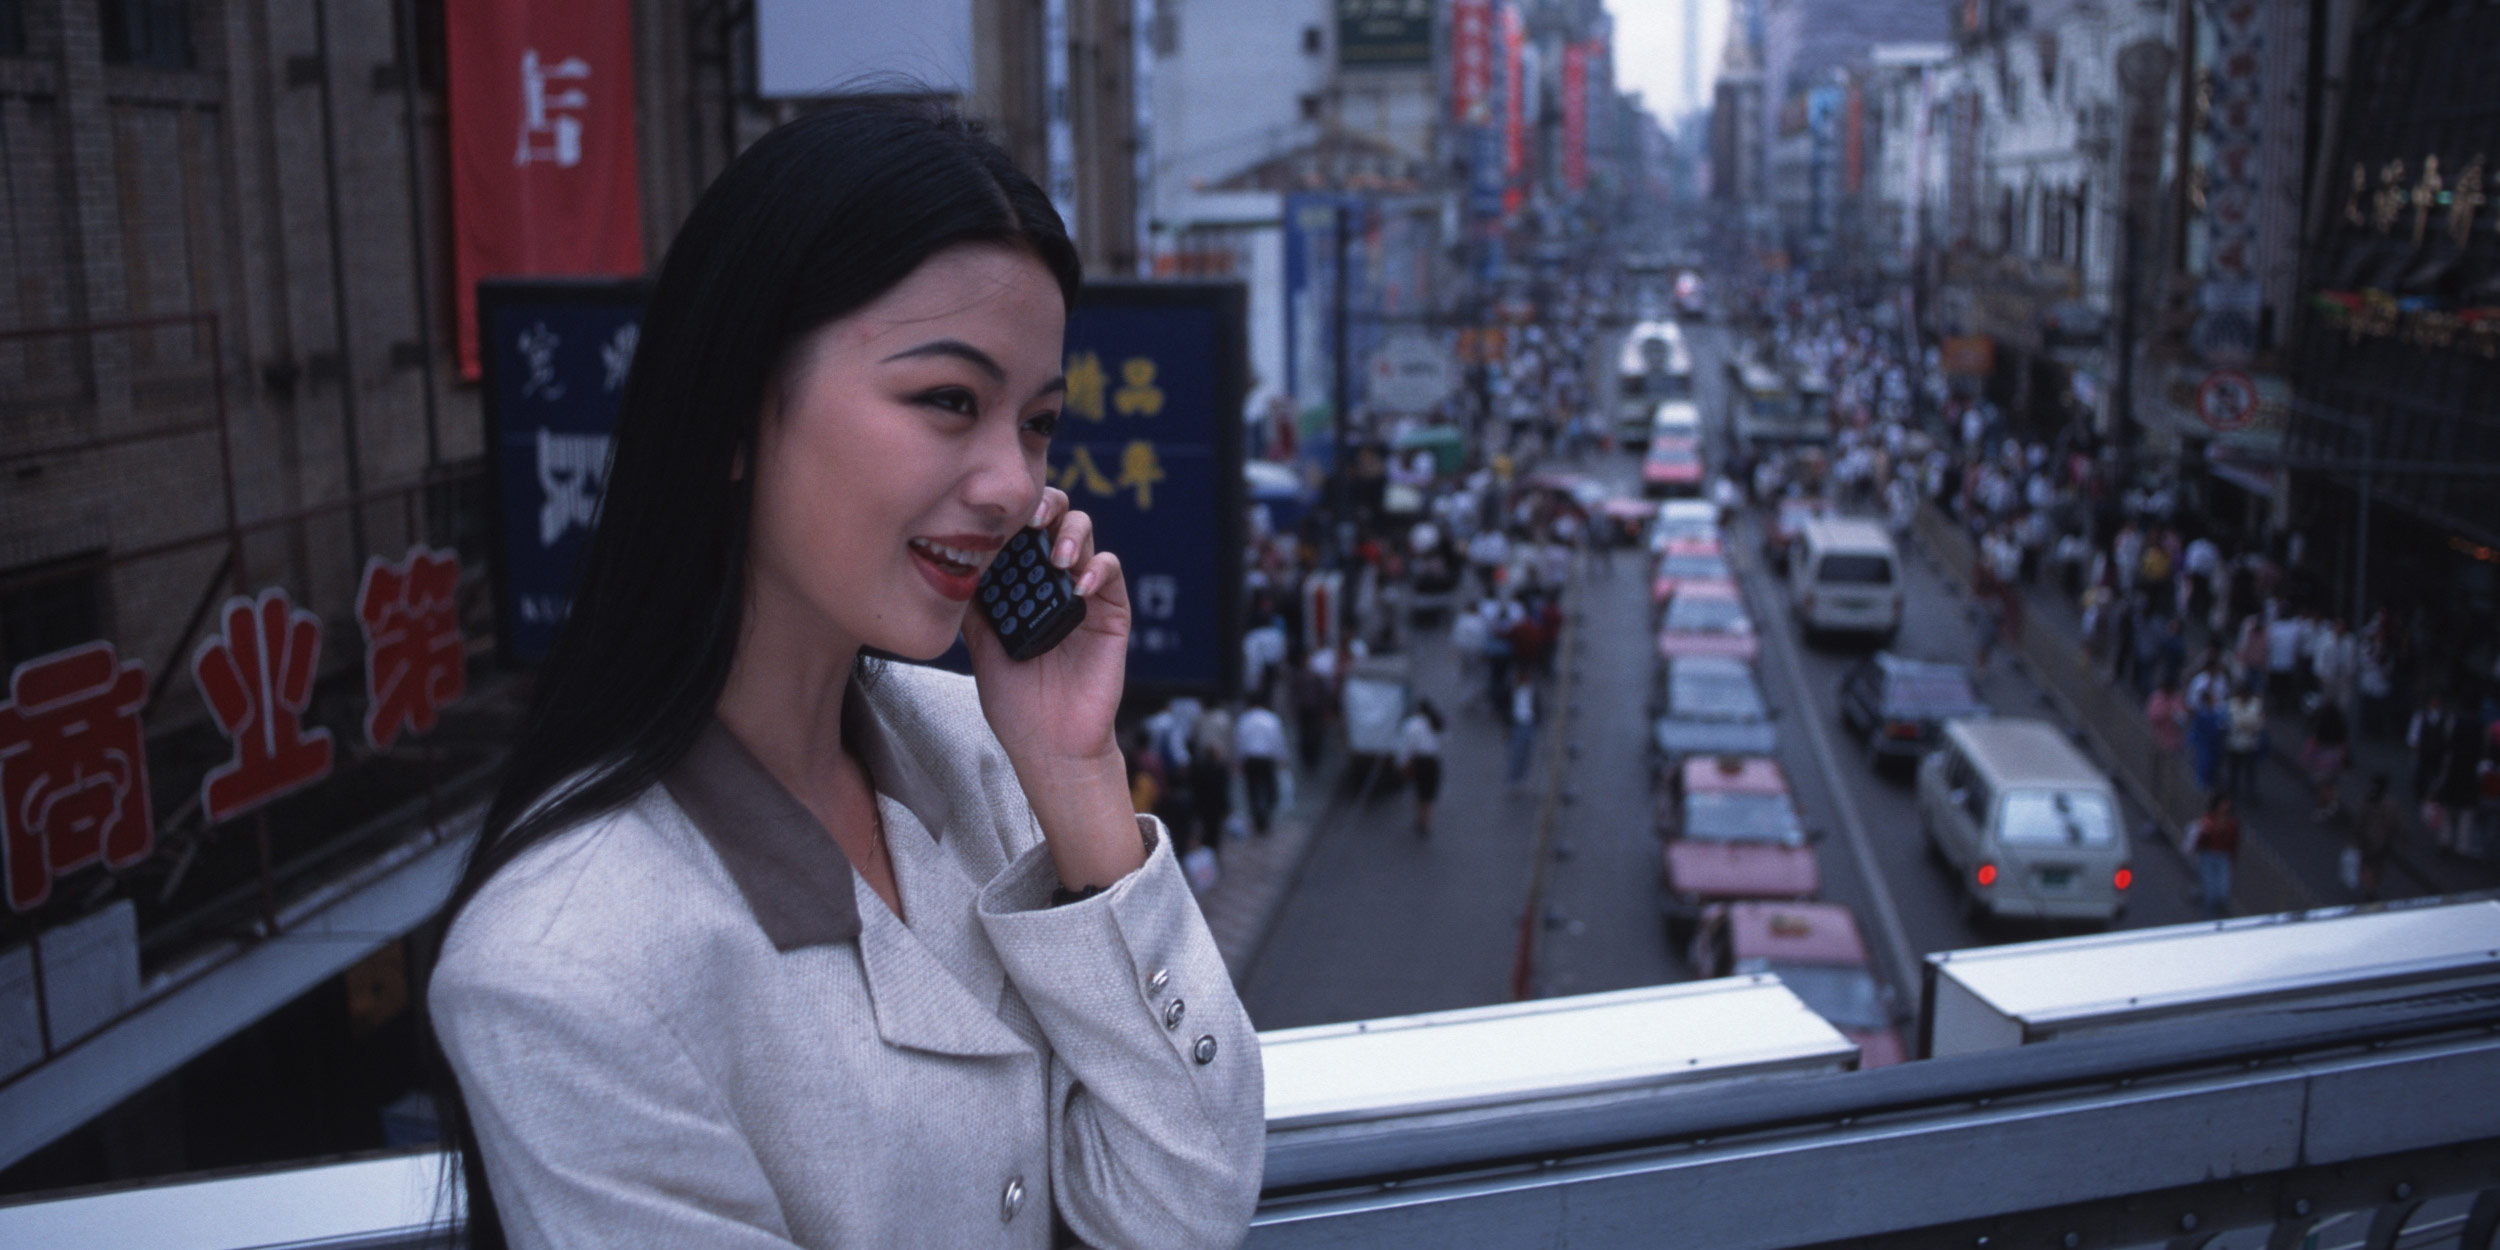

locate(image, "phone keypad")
(984, 530), (1075, 647)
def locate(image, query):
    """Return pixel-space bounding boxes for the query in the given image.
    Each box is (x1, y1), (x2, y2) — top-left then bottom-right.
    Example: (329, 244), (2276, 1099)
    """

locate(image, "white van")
(1917, 718), (2131, 926)
(1788, 517), (1902, 640)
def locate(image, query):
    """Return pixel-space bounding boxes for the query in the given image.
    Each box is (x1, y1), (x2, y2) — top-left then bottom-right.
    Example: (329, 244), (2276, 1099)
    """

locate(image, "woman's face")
(746, 243), (1067, 663)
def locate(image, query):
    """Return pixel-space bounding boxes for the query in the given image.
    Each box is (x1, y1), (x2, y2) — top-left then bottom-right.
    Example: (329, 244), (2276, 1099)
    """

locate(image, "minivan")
(1788, 517), (1903, 641)
(1917, 718), (2131, 925)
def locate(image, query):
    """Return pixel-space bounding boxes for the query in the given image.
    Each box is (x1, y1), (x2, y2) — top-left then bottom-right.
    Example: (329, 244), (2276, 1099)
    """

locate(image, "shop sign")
(1940, 335), (1995, 377)
(0, 546), (475, 912)
(1059, 282), (1247, 698)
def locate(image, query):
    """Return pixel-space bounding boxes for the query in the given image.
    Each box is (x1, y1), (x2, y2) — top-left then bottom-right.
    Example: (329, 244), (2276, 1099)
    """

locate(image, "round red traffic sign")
(2196, 369), (2258, 432)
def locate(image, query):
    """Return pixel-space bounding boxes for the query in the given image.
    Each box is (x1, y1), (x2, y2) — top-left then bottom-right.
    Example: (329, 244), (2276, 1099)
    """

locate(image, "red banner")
(1451, 0), (1492, 123)
(1562, 43), (1589, 194)
(1843, 79), (1866, 195)
(1502, 3), (1525, 218)
(445, 0), (644, 380)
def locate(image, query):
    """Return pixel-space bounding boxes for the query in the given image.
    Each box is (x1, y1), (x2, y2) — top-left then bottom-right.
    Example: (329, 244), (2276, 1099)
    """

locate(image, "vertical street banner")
(478, 279), (649, 663)
(1562, 43), (1589, 194)
(1501, 2), (1525, 219)
(1450, 0), (1491, 124)
(445, 0), (644, 381)
(2195, 0), (2267, 362)
(1058, 283), (1246, 698)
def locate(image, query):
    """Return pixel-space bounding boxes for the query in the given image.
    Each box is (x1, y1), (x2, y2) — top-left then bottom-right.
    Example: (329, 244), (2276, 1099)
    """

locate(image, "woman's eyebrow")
(880, 338), (1006, 381)
(1030, 375), (1068, 402)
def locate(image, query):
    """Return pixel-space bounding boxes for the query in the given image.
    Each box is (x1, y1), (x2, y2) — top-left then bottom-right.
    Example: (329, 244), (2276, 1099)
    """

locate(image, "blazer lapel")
(851, 884), (1030, 1058)
(850, 796), (1030, 1059)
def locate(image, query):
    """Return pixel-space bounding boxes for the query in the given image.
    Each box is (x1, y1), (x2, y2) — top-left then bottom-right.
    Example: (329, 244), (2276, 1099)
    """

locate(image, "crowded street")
(1231, 303), (2500, 1040)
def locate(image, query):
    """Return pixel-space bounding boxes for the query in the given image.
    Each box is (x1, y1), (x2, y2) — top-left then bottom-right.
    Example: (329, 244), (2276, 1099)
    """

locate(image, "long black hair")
(428, 97), (1079, 1248)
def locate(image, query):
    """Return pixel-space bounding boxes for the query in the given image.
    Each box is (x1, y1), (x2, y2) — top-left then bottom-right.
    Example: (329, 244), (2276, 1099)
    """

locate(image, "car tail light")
(1883, 720), (1921, 740)
(2113, 867), (2133, 891)
(1975, 863), (1997, 887)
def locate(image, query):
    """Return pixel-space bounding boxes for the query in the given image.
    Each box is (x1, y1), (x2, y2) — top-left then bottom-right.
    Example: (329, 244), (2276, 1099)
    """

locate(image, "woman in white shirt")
(1398, 699), (1446, 837)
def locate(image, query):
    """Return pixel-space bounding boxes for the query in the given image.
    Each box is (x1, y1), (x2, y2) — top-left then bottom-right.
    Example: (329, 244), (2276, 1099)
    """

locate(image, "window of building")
(1302, 25), (1323, 56)
(0, 555), (109, 671)
(100, 0), (193, 70)
(0, 0), (25, 57)
(1300, 92), (1323, 121)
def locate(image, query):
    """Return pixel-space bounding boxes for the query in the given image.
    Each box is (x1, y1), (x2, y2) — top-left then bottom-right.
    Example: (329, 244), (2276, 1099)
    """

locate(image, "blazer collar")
(662, 718), (862, 950)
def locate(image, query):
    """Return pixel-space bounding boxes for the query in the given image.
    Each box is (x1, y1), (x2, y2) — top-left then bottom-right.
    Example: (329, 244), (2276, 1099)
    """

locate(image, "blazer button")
(1001, 1175), (1026, 1222)
(1147, 967), (1170, 995)
(1162, 998), (1186, 1030)
(1193, 1034), (1218, 1065)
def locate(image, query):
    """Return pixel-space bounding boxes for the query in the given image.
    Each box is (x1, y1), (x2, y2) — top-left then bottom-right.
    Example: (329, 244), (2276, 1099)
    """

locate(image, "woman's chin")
(878, 612), (972, 663)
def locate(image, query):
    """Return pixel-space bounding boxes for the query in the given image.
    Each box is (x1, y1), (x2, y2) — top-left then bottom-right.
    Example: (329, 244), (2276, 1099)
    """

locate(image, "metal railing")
(1, 951), (2493, 1249)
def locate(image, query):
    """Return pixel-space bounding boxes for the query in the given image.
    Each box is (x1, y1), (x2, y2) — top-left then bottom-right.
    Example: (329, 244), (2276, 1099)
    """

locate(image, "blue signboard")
(1059, 282), (1246, 697)
(477, 279), (647, 663)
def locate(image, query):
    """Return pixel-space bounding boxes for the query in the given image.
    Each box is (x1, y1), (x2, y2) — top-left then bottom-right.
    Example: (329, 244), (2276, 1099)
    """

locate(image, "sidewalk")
(1913, 506), (2497, 911)
(1190, 735), (1345, 979)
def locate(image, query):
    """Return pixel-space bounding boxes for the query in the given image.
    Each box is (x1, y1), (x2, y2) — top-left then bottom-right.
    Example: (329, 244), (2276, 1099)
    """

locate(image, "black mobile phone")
(977, 527), (1087, 661)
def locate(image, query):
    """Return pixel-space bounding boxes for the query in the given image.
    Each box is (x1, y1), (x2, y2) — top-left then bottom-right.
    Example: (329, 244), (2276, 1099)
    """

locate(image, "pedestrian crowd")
(1726, 291), (2500, 911)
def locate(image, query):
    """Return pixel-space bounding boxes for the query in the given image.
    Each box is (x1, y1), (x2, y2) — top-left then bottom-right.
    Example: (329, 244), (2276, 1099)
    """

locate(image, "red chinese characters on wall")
(192, 589), (336, 825)
(0, 643), (157, 912)
(358, 547), (467, 750)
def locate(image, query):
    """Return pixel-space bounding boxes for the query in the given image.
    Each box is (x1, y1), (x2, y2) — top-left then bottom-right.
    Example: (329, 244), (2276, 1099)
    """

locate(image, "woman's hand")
(964, 487), (1144, 889)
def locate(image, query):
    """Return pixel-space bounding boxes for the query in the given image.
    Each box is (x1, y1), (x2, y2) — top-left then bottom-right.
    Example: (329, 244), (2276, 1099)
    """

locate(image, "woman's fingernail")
(1054, 539), (1076, 568)
(1030, 500), (1051, 528)
(1076, 570), (1097, 596)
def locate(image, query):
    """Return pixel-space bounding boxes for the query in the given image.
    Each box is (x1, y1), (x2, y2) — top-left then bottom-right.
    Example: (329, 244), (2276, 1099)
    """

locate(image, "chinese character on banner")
(1116, 440), (1167, 509)
(0, 643), (155, 912)
(1055, 446), (1116, 498)
(517, 320), (565, 400)
(193, 589), (335, 825)
(1065, 351), (1108, 422)
(358, 547), (467, 750)
(515, 49), (592, 168)
(1135, 574), (1179, 621)
(1113, 357), (1164, 416)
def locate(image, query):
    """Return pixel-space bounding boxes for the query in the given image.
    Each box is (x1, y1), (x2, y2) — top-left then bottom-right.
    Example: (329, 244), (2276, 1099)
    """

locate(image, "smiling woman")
(423, 99), (1264, 1250)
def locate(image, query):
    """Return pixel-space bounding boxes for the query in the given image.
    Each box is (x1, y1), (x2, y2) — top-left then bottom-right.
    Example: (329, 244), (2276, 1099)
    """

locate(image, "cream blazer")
(431, 664), (1264, 1248)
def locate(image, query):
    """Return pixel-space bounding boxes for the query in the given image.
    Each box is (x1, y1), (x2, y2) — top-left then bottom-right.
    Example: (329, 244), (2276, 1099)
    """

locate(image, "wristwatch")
(1049, 819), (1160, 907)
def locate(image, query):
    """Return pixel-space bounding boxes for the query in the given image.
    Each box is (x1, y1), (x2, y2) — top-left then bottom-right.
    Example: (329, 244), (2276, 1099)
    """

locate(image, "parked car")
(1658, 753), (1799, 834)
(1641, 437), (1706, 499)
(1653, 656), (1778, 762)
(1763, 496), (1833, 571)
(1838, 653), (1990, 770)
(1649, 500), (1723, 553)
(1656, 582), (1759, 663)
(1660, 839), (1820, 945)
(1918, 718), (2131, 926)
(1650, 539), (1734, 608)
(1691, 901), (1907, 1068)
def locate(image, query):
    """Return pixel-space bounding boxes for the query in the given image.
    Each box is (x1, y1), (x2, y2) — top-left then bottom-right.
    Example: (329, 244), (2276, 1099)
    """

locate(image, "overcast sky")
(1608, 0), (1728, 123)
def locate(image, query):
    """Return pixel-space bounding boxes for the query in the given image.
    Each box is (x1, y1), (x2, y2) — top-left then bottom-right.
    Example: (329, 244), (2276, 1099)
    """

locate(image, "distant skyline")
(1608, 0), (1729, 121)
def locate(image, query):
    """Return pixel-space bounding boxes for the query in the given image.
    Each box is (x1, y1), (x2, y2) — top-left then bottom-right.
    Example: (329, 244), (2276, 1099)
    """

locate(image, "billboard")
(477, 279), (648, 664)
(1337, 0), (1434, 67)
(1059, 282), (1247, 698)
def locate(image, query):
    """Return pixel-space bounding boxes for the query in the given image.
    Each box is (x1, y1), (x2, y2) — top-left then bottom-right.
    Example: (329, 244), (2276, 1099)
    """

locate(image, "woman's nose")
(964, 415), (1042, 522)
